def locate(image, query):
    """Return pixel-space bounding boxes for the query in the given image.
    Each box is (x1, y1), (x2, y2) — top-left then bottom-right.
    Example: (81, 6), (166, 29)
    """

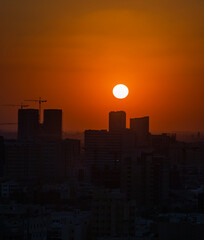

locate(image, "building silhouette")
(43, 109), (62, 140)
(130, 116), (149, 135)
(2, 107), (204, 240)
(18, 108), (62, 141)
(85, 111), (151, 187)
(0, 136), (4, 177)
(121, 152), (169, 209)
(130, 116), (149, 146)
(109, 111), (126, 132)
(18, 109), (39, 140)
(4, 139), (80, 181)
(92, 189), (136, 238)
(5, 108), (80, 181)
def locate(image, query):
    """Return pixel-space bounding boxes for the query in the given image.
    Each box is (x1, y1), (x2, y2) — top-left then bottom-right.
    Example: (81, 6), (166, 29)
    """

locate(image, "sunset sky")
(0, 0), (204, 132)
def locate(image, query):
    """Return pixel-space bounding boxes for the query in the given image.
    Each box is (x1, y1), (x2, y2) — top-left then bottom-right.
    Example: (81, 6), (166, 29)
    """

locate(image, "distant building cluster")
(0, 109), (204, 239)
(3, 108), (80, 180)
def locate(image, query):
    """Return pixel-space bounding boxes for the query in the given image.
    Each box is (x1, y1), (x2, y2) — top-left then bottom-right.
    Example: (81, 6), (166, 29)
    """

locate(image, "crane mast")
(24, 97), (47, 122)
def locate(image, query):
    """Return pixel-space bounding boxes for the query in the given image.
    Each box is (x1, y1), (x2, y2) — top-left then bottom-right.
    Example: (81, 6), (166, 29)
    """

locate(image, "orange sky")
(0, 0), (204, 132)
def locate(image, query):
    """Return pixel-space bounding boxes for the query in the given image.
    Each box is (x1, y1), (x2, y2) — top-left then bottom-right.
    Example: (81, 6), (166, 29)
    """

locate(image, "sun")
(113, 84), (129, 99)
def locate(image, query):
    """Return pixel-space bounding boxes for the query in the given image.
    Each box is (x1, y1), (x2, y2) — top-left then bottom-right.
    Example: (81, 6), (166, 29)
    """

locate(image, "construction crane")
(1, 104), (29, 109)
(24, 97), (47, 122)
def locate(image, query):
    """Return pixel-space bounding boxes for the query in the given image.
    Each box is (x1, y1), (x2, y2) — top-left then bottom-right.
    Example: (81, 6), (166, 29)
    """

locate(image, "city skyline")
(1, 1), (204, 240)
(0, 0), (204, 132)
(1, 102), (204, 134)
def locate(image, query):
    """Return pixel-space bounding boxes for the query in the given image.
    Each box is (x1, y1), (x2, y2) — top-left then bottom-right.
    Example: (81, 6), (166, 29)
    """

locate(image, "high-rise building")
(130, 116), (149, 135)
(4, 139), (80, 180)
(109, 111), (126, 132)
(18, 109), (39, 140)
(0, 136), (5, 177)
(85, 111), (138, 187)
(85, 130), (122, 187)
(43, 109), (62, 140)
(121, 152), (170, 209)
(85, 130), (110, 168)
(18, 108), (62, 141)
(130, 117), (149, 146)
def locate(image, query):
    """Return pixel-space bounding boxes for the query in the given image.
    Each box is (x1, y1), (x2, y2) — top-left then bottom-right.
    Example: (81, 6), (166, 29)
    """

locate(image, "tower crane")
(0, 104), (27, 128)
(24, 97), (47, 122)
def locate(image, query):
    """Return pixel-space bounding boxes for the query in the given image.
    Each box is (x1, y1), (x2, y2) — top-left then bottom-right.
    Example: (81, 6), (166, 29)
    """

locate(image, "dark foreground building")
(4, 139), (80, 181)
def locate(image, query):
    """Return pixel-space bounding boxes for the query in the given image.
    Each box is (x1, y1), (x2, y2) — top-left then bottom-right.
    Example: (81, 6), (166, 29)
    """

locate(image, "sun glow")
(113, 84), (129, 99)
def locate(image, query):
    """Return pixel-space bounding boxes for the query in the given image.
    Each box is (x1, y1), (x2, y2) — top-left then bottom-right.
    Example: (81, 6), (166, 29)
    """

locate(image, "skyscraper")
(18, 109), (39, 140)
(0, 136), (4, 177)
(130, 116), (149, 135)
(43, 109), (62, 140)
(130, 116), (149, 146)
(109, 111), (126, 132)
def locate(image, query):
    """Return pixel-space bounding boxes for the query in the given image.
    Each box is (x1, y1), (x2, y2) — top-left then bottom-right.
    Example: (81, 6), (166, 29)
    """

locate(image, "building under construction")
(18, 108), (62, 140)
